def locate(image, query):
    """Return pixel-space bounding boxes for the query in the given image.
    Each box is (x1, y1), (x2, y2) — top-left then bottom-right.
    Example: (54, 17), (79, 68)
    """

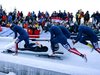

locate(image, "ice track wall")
(0, 61), (70, 75)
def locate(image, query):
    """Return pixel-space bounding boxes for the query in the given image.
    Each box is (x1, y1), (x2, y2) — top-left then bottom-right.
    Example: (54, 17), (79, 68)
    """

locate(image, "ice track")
(0, 28), (100, 75)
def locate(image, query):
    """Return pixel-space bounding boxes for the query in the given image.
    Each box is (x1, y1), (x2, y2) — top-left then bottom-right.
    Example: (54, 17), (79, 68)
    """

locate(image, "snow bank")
(0, 53), (100, 75)
(0, 72), (6, 75)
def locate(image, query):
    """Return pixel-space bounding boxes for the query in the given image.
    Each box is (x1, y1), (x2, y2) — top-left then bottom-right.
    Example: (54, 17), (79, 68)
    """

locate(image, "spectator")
(84, 11), (90, 24)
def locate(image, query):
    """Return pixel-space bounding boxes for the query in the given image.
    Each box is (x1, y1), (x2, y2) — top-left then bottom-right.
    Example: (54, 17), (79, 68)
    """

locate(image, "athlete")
(72, 25), (100, 53)
(1, 22), (48, 54)
(2, 22), (30, 54)
(49, 25), (87, 62)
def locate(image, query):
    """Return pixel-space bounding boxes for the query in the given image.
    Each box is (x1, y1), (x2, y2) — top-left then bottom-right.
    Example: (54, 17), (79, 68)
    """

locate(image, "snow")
(0, 72), (6, 75)
(0, 29), (100, 75)
(0, 52), (100, 75)
(6, 72), (16, 75)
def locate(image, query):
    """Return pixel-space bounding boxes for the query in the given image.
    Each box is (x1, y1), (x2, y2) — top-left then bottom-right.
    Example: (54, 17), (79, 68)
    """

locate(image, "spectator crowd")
(0, 5), (100, 36)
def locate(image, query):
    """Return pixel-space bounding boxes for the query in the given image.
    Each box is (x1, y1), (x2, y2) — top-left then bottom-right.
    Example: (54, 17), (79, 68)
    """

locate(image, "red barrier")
(27, 28), (40, 38)
(0, 26), (2, 32)
(31, 30), (40, 38)
(34, 30), (40, 35)
(27, 28), (33, 35)
(29, 35), (40, 38)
